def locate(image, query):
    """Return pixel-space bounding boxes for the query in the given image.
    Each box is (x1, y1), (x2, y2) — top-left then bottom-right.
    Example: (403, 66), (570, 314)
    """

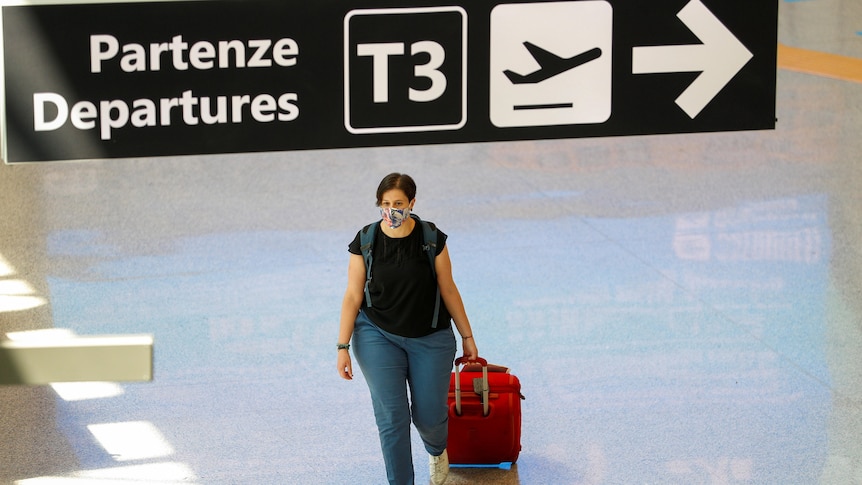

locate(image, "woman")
(337, 173), (479, 485)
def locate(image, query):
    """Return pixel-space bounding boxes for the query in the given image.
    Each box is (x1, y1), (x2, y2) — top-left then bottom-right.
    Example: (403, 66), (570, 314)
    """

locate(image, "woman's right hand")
(461, 336), (479, 362)
(337, 350), (353, 380)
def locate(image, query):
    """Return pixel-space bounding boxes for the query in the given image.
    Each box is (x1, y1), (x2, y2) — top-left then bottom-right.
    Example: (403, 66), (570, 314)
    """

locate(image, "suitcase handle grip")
(455, 356), (487, 366)
(454, 356), (490, 417)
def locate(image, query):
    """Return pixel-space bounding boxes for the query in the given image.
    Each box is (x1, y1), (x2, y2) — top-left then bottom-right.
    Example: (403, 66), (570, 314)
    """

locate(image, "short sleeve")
(435, 228), (448, 256)
(348, 230), (362, 255)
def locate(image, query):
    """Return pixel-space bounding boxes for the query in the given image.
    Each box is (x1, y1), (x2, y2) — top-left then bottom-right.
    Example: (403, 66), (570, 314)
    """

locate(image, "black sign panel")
(1, 0), (777, 163)
(345, 7), (467, 133)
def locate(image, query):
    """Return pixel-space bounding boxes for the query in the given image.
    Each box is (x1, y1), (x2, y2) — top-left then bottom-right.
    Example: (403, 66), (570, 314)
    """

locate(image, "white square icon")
(490, 1), (613, 128)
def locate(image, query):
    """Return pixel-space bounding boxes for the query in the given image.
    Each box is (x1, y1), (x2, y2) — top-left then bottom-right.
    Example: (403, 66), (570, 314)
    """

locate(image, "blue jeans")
(352, 310), (456, 485)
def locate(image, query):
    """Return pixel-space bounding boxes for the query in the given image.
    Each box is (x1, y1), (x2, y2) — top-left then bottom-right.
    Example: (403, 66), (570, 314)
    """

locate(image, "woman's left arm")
(435, 245), (479, 361)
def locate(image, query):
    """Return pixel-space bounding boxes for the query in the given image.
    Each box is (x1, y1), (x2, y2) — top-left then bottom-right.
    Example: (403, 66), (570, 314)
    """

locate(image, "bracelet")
(337, 343), (350, 350)
(462, 335), (473, 340)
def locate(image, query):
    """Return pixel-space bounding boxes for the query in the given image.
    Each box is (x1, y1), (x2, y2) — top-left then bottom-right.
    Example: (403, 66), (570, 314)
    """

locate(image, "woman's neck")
(380, 216), (415, 238)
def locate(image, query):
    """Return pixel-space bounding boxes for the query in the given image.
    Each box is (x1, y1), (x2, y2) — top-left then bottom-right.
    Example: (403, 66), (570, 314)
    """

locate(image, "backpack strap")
(417, 217), (442, 328)
(359, 221), (378, 308)
(359, 215), (443, 328)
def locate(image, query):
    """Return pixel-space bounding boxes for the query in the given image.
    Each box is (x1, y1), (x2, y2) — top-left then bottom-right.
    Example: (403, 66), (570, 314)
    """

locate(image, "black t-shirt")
(348, 220), (451, 337)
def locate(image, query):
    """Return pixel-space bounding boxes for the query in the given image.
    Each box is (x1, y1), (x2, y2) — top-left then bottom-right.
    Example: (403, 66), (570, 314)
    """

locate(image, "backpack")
(359, 214), (442, 328)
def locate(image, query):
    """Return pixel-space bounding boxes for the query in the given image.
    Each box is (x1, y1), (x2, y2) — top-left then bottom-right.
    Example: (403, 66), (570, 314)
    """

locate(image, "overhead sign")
(0, 0), (777, 163)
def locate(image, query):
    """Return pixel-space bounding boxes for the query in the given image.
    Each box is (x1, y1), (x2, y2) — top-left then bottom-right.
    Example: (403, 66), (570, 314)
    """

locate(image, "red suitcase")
(447, 357), (523, 465)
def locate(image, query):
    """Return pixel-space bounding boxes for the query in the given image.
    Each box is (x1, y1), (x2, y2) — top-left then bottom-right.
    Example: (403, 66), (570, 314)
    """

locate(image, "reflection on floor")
(2, 0), (862, 483)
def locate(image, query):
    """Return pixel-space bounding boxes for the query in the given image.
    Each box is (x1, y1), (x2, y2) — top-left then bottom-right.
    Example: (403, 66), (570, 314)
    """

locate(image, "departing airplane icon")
(490, 1), (613, 127)
(504, 42), (603, 84)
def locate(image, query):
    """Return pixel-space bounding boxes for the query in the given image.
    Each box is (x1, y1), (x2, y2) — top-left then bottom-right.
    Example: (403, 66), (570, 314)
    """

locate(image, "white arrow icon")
(632, 0), (753, 118)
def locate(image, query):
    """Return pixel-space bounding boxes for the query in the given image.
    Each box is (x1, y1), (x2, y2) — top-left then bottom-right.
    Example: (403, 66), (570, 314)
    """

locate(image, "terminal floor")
(2, 1), (862, 484)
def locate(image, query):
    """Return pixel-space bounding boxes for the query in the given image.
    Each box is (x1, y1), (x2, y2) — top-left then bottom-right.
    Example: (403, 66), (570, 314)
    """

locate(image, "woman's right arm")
(337, 253), (367, 380)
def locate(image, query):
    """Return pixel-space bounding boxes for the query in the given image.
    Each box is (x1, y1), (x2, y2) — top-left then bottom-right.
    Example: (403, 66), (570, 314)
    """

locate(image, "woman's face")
(379, 189), (414, 210)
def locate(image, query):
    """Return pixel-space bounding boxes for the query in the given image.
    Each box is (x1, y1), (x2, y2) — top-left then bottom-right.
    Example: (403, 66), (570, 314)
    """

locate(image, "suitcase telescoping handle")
(454, 356), (489, 417)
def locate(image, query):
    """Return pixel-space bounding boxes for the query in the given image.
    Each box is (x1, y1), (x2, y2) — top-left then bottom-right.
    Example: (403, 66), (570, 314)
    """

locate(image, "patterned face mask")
(380, 206), (411, 229)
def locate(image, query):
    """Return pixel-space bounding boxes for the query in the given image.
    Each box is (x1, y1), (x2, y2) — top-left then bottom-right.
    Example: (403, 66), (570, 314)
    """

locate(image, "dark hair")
(376, 173), (417, 206)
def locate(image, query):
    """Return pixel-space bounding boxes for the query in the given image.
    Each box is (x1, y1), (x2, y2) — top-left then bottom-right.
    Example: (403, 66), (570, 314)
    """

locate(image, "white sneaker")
(429, 449), (449, 485)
